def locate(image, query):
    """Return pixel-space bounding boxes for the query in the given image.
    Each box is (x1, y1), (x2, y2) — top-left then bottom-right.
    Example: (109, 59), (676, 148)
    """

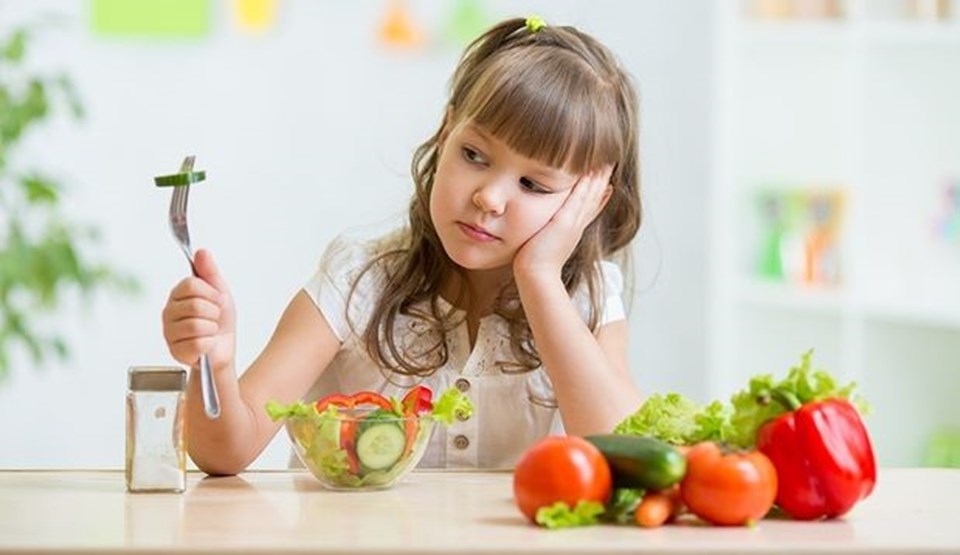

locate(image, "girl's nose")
(472, 183), (506, 216)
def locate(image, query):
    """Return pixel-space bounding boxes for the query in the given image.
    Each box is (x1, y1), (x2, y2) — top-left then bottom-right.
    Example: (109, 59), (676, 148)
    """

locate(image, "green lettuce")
(535, 501), (605, 529)
(726, 349), (868, 447)
(613, 393), (729, 445)
(431, 387), (474, 424)
(265, 399), (315, 421)
(614, 350), (869, 448)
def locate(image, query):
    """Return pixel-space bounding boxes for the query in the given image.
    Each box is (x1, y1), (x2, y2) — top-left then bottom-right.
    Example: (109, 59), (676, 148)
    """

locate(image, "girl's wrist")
(514, 266), (564, 296)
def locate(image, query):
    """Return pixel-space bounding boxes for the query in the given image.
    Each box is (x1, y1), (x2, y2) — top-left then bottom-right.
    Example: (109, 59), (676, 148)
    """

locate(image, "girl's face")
(430, 121), (579, 275)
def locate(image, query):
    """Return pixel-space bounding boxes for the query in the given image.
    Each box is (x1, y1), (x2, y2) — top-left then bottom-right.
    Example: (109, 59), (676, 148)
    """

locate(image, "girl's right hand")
(162, 249), (237, 373)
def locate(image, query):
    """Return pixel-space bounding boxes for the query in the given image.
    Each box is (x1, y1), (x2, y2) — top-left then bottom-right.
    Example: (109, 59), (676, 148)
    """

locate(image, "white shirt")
(299, 231), (625, 470)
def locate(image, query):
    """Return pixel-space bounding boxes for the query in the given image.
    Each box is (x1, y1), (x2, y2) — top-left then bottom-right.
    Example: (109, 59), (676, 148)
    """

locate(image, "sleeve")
(302, 235), (378, 342)
(598, 260), (626, 326)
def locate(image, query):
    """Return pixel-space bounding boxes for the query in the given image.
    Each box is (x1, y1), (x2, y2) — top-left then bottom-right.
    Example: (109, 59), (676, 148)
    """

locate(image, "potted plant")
(0, 25), (137, 380)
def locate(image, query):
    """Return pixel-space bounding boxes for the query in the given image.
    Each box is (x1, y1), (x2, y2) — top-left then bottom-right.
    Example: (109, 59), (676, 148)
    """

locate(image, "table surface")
(1, 468), (959, 554)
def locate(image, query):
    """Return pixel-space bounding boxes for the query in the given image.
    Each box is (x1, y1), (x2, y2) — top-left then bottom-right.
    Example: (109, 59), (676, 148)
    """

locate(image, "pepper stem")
(767, 388), (802, 411)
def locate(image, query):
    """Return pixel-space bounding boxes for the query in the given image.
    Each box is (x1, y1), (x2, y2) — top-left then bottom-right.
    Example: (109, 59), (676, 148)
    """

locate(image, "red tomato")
(680, 441), (778, 526)
(513, 436), (612, 522)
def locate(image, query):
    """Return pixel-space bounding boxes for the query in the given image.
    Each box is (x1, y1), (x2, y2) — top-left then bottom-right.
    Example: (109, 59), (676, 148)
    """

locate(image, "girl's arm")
(185, 290), (340, 476)
(515, 273), (639, 436)
(512, 168), (641, 436)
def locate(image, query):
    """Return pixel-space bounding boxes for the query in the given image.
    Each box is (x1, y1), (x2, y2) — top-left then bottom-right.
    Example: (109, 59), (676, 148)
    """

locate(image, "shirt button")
(455, 378), (471, 392)
(456, 410), (470, 422)
(453, 435), (470, 450)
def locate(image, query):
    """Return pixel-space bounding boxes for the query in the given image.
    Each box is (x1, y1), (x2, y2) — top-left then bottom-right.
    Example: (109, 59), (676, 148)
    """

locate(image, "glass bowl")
(284, 407), (436, 490)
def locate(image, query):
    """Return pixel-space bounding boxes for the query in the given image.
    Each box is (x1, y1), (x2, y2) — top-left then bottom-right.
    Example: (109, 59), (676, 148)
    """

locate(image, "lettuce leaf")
(431, 387), (474, 424)
(613, 393), (728, 445)
(265, 399), (316, 421)
(614, 350), (869, 448)
(534, 501), (605, 529)
(726, 349), (868, 448)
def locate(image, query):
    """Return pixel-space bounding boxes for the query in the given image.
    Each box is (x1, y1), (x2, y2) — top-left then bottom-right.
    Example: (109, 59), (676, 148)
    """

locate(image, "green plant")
(0, 26), (138, 380)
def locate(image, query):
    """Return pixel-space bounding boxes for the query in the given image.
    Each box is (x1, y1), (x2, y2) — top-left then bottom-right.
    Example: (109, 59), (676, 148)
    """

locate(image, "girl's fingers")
(565, 170), (609, 227)
(167, 318), (219, 341)
(164, 297), (221, 323)
(169, 276), (225, 305)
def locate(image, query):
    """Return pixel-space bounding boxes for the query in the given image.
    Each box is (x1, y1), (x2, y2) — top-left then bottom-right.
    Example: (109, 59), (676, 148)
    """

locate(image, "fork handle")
(198, 354), (221, 419)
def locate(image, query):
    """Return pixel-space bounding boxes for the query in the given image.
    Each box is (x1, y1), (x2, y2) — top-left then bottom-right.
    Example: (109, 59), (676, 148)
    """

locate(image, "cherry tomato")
(680, 441), (778, 526)
(513, 436), (612, 522)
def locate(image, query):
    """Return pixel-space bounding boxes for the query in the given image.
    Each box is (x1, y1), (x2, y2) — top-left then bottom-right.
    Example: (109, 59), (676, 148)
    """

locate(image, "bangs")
(457, 47), (623, 175)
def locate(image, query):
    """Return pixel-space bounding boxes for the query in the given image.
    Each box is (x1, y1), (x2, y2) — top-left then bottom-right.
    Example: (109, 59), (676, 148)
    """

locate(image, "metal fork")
(169, 155), (221, 419)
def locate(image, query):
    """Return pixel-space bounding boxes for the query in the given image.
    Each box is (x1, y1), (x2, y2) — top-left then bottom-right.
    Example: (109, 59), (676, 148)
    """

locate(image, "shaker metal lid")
(128, 366), (187, 392)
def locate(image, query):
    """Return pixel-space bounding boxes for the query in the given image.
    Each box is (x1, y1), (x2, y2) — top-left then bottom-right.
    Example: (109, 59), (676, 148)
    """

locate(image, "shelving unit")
(708, 0), (960, 466)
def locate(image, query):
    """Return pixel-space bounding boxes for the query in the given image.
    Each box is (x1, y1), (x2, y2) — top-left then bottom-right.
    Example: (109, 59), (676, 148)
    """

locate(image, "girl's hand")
(162, 249), (237, 374)
(513, 167), (613, 281)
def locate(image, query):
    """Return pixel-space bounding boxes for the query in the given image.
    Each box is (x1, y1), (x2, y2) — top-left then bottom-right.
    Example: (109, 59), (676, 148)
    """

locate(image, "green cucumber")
(355, 411), (406, 471)
(154, 170), (206, 187)
(585, 434), (687, 490)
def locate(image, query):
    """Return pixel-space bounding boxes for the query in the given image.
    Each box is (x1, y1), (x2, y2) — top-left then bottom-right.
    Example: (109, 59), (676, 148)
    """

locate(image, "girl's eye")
(519, 177), (548, 194)
(462, 147), (486, 165)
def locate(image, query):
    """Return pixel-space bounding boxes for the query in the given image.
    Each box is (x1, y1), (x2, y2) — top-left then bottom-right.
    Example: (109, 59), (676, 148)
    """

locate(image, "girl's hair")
(352, 17), (642, 380)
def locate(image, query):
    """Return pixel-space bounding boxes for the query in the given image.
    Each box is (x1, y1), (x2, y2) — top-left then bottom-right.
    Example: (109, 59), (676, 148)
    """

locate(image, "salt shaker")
(126, 366), (187, 493)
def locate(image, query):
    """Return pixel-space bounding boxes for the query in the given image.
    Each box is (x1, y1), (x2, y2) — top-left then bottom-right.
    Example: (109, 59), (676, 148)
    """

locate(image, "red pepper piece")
(314, 391), (392, 413)
(757, 393), (876, 520)
(339, 419), (360, 474)
(349, 391), (393, 411)
(401, 385), (433, 415)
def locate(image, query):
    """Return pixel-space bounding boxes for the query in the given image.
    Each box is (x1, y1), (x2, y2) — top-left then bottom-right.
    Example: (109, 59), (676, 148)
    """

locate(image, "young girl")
(162, 16), (643, 475)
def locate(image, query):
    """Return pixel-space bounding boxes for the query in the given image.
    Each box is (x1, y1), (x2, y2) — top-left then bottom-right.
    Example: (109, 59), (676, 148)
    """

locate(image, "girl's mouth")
(457, 222), (500, 242)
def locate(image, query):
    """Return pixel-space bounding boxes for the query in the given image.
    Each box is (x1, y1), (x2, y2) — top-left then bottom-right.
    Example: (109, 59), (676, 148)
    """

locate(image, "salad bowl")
(267, 386), (472, 490)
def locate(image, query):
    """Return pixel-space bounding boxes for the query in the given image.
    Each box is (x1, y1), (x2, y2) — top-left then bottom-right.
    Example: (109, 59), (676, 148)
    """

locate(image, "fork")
(169, 155), (221, 419)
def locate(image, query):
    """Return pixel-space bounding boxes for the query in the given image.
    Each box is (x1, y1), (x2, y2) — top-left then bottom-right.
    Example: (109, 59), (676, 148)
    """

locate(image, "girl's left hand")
(513, 167), (613, 281)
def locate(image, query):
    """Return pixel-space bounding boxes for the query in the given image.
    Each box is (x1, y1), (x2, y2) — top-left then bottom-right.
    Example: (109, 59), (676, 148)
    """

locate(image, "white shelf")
(709, 0), (960, 466)
(862, 298), (960, 330)
(735, 280), (960, 329)
(862, 21), (960, 44)
(737, 19), (960, 46)
(736, 280), (849, 313)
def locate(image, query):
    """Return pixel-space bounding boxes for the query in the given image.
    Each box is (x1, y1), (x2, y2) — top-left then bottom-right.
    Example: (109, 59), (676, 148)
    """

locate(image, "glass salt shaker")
(126, 366), (187, 493)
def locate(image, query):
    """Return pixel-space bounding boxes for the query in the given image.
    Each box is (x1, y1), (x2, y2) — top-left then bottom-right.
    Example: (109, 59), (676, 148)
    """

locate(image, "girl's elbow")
(188, 447), (250, 477)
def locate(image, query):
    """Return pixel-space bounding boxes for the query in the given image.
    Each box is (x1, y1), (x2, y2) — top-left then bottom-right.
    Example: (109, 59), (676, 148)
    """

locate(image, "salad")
(266, 385), (473, 489)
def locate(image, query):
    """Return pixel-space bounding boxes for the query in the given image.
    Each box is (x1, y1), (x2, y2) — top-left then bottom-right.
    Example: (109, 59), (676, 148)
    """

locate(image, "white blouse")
(299, 231), (625, 470)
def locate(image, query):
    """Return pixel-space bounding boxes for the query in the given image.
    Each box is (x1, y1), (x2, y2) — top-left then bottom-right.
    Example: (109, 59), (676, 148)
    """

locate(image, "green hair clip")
(525, 15), (546, 33)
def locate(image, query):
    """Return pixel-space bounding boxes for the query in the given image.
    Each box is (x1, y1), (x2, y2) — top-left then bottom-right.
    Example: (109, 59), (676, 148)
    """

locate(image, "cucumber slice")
(355, 421), (406, 471)
(154, 170), (206, 187)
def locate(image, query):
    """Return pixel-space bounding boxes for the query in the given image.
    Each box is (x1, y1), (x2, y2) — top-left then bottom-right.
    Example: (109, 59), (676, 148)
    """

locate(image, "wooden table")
(1, 468), (958, 554)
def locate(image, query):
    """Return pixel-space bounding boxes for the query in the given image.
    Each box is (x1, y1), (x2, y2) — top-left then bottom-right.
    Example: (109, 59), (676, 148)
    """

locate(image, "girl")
(162, 16), (643, 475)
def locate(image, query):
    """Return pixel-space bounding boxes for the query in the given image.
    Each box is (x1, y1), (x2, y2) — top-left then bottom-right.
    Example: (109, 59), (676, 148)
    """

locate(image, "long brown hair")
(350, 17), (642, 379)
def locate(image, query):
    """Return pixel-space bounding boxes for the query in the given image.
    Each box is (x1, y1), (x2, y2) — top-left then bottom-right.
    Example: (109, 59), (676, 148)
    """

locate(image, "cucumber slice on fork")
(154, 170), (206, 187)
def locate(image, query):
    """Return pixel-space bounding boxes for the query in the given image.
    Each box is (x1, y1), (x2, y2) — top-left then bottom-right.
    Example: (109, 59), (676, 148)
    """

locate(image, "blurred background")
(0, 0), (957, 469)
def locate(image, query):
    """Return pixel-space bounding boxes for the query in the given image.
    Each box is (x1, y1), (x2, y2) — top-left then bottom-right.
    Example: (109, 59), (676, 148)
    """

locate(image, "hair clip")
(525, 15), (546, 33)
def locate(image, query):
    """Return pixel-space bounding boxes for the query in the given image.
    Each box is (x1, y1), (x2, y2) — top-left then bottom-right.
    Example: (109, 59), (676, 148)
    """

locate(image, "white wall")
(0, 0), (713, 469)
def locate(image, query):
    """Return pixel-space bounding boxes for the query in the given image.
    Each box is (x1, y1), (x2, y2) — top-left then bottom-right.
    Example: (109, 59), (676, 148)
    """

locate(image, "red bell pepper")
(398, 386), (434, 457)
(314, 391), (392, 413)
(401, 385), (434, 416)
(756, 391), (876, 520)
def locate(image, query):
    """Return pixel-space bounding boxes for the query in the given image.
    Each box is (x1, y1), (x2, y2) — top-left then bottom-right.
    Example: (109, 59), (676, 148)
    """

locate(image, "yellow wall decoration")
(233, 0), (278, 35)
